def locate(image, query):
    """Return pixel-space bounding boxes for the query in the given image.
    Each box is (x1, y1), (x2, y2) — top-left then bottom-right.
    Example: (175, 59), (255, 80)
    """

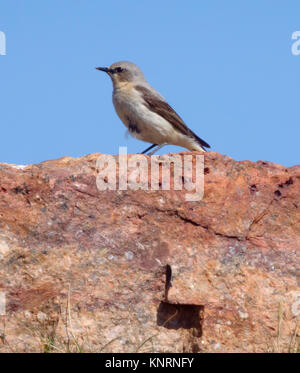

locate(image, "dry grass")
(1, 296), (299, 353)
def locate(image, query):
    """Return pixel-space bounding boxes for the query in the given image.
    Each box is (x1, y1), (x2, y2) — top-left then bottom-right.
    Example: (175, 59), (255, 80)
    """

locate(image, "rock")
(0, 151), (299, 352)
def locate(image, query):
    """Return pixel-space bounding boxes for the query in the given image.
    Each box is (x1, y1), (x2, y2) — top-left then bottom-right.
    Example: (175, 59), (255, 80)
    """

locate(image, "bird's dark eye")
(114, 67), (124, 73)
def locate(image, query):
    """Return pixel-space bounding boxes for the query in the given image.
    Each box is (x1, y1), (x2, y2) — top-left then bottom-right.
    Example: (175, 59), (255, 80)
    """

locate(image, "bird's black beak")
(96, 67), (110, 73)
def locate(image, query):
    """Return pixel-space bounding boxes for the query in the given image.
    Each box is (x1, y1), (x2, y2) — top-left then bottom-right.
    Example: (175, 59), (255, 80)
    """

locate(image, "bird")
(96, 61), (211, 155)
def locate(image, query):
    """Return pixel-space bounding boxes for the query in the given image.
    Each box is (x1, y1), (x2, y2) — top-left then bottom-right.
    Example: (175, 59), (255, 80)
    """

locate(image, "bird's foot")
(147, 144), (165, 156)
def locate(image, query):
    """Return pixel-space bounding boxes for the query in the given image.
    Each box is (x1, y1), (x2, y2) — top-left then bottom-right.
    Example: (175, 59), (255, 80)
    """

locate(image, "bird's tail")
(193, 134), (210, 150)
(188, 135), (209, 152)
(186, 128), (211, 152)
(191, 144), (206, 152)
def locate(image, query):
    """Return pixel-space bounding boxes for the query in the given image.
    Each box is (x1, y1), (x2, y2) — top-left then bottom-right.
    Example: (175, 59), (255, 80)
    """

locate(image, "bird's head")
(96, 61), (146, 87)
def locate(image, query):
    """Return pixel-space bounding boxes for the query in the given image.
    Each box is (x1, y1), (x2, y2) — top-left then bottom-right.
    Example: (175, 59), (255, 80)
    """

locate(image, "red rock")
(0, 152), (299, 352)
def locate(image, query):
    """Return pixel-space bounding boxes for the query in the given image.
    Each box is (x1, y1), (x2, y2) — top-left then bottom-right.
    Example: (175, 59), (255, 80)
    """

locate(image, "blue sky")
(0, 1), (299, 166)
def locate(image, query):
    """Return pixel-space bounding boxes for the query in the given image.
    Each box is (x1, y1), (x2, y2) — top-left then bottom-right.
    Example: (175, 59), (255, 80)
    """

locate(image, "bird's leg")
(140, 144), (157, 154)
(147, 144), (165, 156)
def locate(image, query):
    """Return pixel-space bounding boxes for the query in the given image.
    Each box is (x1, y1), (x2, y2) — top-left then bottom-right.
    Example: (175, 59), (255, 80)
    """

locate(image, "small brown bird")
(96, 61), (210, 155)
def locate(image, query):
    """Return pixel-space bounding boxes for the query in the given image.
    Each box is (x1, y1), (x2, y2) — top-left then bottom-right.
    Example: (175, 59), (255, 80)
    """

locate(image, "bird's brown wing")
(135, 85), (211, 149)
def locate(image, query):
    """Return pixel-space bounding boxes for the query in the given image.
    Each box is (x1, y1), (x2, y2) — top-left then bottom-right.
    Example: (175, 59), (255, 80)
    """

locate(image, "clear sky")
(0, 1), (299, 166)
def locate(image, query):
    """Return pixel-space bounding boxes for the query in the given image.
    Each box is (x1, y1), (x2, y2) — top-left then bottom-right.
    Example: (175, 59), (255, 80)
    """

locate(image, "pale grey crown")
(109, 61), (147, 83)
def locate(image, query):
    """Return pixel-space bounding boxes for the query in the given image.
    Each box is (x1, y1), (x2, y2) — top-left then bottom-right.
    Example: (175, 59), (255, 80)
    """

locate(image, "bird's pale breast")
(113, 86), (182, 145)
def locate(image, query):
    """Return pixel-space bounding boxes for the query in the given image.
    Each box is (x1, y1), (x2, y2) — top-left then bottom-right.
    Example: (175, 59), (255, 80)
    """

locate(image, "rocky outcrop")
(0, 152), (299, 352)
